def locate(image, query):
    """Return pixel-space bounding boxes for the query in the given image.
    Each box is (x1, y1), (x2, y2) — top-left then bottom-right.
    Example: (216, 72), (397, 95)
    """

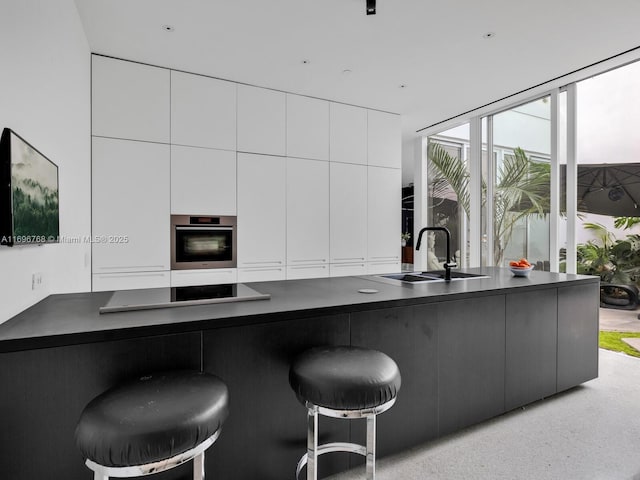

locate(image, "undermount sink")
(379, 271), (489, 283)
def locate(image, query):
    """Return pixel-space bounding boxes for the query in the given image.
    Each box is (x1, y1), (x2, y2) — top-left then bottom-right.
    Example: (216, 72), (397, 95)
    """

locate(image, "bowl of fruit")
(508, 258), (534, 277)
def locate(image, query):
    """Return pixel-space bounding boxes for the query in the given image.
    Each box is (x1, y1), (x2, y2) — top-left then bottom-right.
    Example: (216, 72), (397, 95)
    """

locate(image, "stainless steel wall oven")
(171, 215), (237, 269)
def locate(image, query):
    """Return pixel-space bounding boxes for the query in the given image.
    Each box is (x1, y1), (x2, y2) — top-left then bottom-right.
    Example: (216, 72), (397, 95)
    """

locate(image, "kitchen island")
(0, 268), (599, 480)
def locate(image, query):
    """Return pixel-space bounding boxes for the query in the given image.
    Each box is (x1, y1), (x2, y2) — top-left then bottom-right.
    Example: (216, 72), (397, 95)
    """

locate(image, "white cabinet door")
(330, 162), (367, 264)
(367, 261), (401, 275)
(171, 145), (236, 215)
(286, 264), (329, 280)
(237, 153), (286, 267)
(92, 271), (170, 292)
(238, 267), (286, 283)
(237, 85), (286, 156)
(170, 71), (236, 150)
(367, 110), (401, 168)
(287, 158), (329, 265)
(286, 95), (329, 161)
(330, 103), (367, 165)
(92, 55), (170, 143)
(170, 269), (237, 287)
(367, 166), (401, 263)
(329, 263), (367, 277)
(92, 137), (170, 273)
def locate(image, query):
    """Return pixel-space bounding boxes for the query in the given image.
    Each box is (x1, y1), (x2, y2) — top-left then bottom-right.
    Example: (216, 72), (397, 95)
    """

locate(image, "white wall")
(0, 0), (91, 323)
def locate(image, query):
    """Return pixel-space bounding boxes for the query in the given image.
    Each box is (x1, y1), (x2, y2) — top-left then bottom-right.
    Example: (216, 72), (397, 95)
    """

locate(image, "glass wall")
(573, 61), (640, 282)
(426, 123), (470, 268)
(419, 58), (640, 274)
(484, 97), (552, 268)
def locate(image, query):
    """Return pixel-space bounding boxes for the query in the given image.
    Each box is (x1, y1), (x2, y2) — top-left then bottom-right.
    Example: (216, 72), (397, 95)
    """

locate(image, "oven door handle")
(175, 226), (234, 231)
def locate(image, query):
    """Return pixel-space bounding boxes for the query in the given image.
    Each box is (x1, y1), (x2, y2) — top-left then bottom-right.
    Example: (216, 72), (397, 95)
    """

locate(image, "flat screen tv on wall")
(0, 128), (59, 246)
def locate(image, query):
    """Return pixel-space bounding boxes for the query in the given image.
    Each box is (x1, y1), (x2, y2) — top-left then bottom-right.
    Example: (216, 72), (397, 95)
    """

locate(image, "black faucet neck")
(415, 226), (457, 281)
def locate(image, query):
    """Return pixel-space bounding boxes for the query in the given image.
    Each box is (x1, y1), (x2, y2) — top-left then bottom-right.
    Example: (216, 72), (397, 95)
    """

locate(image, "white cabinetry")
(329, 263), (367, 277)
(367, 166), (401, 271)
(170, 71), (236, 150)
(237, 266), (286, 283)
(92, 272), (170, 292)
(367, 110), (401, 169)
(92, 55), (170, 143)
(286, 95), (329, 161)
(330, 162), (367, 264)
(170, 269), (237, 287)
(170, 145), (236, 215)
(237, 153), (286, 273)
(237, 85), (286, 156)
(92, 137), (170, 280)
(286, 265), (329, 280)
(286, 158), (329, 278)
(330, 103), (367, 165)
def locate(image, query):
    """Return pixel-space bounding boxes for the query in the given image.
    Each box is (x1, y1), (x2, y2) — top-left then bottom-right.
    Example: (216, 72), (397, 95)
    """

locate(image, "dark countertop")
(0, 267), (598, 352)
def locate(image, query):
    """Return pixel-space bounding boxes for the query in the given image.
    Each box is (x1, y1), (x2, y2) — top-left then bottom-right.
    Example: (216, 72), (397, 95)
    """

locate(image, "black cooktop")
(100, 283), (270, 314)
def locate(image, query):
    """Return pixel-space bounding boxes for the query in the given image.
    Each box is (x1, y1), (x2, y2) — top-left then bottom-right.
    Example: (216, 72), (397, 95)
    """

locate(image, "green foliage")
(427, 142), (550, 265)
(576, 222), (640, 284)
(614, 217), (640, 230)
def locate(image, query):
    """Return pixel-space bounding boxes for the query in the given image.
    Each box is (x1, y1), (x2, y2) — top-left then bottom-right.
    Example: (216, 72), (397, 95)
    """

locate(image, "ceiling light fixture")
(399, 84), (407, 89)
(342, 69), (352, 75)
(162, 25), (174, 32)
(482, 32), (495, 39)
(301, 59), (310, 65)
(366, 0), (376, 15)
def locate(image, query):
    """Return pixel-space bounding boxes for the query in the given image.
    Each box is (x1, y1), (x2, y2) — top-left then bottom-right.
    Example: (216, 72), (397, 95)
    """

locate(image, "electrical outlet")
(31, 272), (43, 290)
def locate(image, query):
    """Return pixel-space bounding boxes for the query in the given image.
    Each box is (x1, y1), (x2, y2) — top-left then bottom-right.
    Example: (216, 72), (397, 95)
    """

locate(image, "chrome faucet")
(415, 227), (457, 282)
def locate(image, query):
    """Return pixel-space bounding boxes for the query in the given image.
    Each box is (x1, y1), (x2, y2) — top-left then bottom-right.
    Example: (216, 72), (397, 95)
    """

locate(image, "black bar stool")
(289, 346), (401, 480)
(75, 370), (229, 480)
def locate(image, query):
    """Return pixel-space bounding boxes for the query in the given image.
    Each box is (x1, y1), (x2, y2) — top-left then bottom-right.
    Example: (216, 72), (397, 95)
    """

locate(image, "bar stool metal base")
(296, 398), (396, 480)
(85, 429), (221, 480)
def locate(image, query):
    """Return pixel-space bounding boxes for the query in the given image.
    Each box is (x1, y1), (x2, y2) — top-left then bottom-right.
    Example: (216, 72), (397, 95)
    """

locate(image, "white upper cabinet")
(237, 85), (286, 156)
(170, 71), (236, 150)
(367, 166), (401, 262)
(287, 158), (329, 265)
(92, 55), (170, 143)
(92, 137), (170, 273)
(367, 110), (401, 168)
(237, 153), (286, 267)
(330, 162), (367, 263)
(330, 103), (367, 165)
(286, 95), (330, 161)
(171, 145), (236, 215)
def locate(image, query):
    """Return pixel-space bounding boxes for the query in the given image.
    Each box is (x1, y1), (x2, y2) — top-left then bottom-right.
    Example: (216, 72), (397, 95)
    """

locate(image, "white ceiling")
(74, 0), (640, 142)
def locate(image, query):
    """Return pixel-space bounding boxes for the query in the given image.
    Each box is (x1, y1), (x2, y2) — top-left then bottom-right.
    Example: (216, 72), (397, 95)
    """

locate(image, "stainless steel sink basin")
(379, 271), (488, 283)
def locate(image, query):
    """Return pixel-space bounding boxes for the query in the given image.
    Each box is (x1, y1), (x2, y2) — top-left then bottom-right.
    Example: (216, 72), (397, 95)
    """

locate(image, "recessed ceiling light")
(399, 84), (407, 89)
(482, 32), (496, 39)
(301, 59), (310, 65)
(162, 25), (175, 32)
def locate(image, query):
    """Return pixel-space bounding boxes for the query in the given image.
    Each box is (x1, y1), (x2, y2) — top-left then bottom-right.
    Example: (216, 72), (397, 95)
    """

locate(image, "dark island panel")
(437, 295), (507, 436)
(0, 332), (201, 480)
(505, 288), (558, 410)
(557, 283), (600, 392)
(350, 304), (439, 458)
(202, 314), (351, 480)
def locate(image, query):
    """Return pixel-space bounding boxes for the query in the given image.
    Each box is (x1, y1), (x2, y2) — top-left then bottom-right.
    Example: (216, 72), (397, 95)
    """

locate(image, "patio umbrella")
(561, 163), (640, 217)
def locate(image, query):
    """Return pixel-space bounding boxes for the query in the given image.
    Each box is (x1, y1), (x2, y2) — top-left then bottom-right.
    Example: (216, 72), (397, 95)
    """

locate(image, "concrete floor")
(600, 307), (640, 332)
(324, 349), (640, 480)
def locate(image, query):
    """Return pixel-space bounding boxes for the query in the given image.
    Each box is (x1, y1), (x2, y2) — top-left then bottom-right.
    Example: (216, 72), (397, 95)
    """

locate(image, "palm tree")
(428, 141), (550, 266)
